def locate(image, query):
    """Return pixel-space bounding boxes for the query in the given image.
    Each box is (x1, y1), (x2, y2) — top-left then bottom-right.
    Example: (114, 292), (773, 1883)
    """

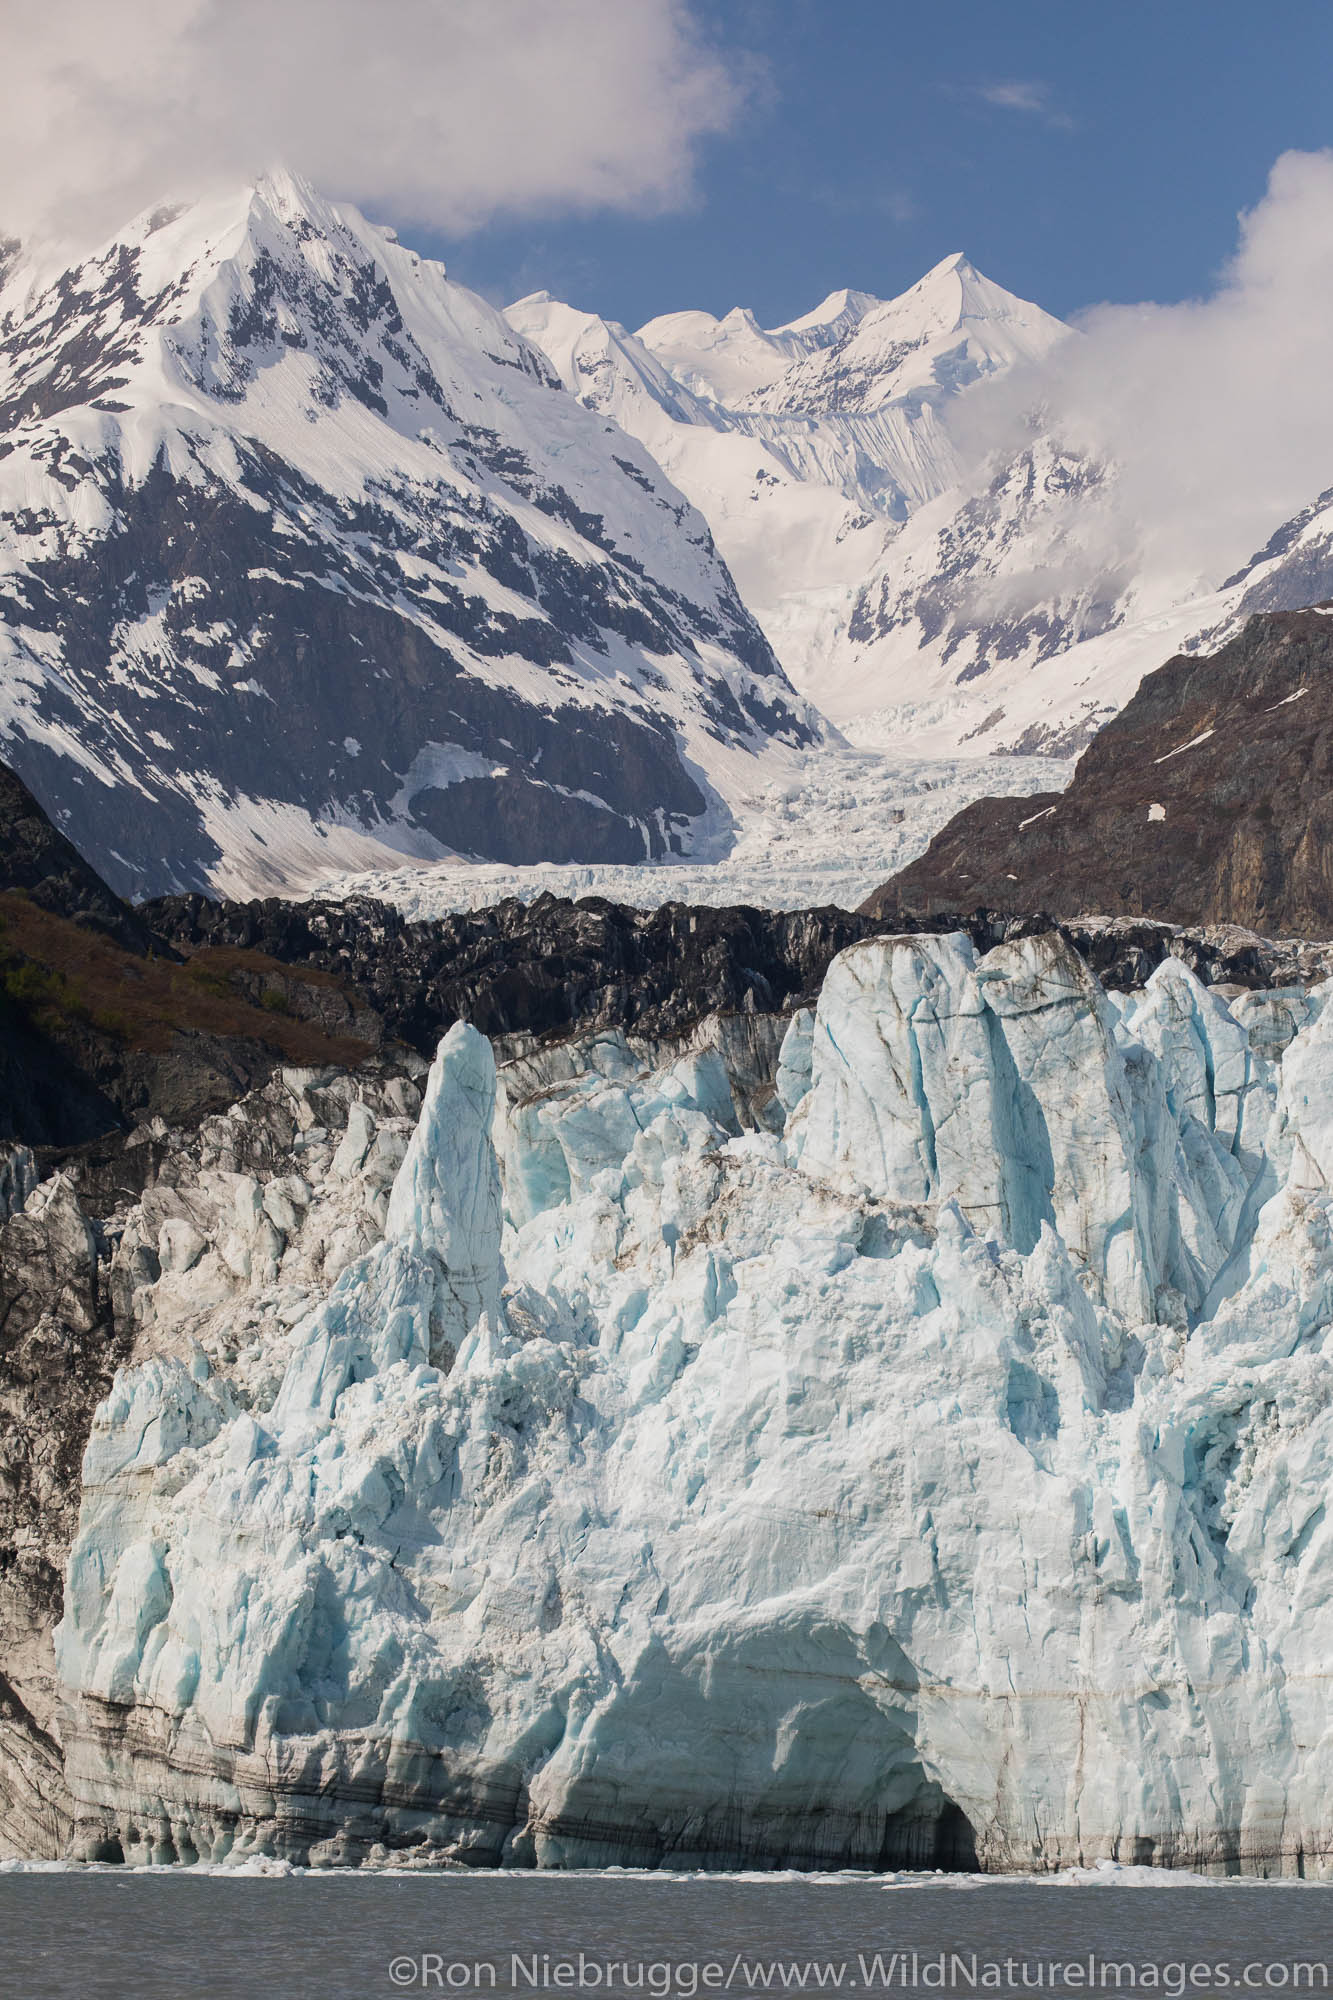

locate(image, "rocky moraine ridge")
(9, 753), (1333, 1869)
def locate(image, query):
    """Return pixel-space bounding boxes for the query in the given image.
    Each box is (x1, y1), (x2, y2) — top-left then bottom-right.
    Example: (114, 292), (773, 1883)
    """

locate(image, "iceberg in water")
(50, 932), (1333, 1874)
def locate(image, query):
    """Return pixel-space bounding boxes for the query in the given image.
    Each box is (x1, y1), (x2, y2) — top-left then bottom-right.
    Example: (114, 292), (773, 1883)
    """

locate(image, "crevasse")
(52, 932), (1333, 1873)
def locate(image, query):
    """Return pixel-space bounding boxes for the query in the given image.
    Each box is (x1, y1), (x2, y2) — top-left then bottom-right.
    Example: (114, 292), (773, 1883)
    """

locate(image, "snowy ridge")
(0, 172), (822, 897)
(47, 929), (1333, 1873)
(634, 256), (1057, 417)
(511, 251), (1333, 774)
(507, 258), (1068, 727)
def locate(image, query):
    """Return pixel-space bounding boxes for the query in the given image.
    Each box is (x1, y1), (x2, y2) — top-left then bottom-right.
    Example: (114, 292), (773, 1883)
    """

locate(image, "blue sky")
(422, 1), (1333, 330)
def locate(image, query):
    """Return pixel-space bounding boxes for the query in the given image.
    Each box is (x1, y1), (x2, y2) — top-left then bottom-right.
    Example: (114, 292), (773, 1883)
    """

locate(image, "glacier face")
(48, 931), (1333, 1874)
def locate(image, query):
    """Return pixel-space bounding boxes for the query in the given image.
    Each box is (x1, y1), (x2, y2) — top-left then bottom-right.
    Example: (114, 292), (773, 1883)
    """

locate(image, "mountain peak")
(115, 166), (326, 251)
(251, 162), (323, 214)
(773, 286), (880, 338)
(904, 251), (1062, 342)
(0, 175), (818, 897)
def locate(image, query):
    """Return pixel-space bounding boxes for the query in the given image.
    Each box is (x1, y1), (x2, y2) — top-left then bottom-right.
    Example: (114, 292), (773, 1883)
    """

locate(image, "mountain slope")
(864, 609), (1333, 931)
(794, 372), (1333, 764)
(0, 173), (820, 899)
(508, 258), (1067, 722)
(0, 758), (156, 953)
(882, 475), (1333, 764)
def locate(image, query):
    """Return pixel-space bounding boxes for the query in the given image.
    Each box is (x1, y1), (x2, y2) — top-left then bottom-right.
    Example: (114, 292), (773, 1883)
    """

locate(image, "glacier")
(310, 742), (1073, 919)
(46, 930), (1333, 1874)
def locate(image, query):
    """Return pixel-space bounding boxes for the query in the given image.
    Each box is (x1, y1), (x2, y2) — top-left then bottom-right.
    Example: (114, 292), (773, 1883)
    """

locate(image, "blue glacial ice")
(49, 934), (1333, 1873)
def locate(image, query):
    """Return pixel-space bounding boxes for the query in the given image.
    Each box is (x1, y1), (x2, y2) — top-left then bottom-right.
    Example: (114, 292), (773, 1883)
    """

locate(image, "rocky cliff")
(865, 610), (1333, 932)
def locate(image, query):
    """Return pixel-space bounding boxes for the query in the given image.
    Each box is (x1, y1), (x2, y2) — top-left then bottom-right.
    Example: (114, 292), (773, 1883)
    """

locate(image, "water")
(2, 1872), (1331, 2000)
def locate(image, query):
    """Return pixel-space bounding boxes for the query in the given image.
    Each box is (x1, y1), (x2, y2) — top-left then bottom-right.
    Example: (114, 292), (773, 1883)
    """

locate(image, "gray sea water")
(2, 1871), (1332, 2000)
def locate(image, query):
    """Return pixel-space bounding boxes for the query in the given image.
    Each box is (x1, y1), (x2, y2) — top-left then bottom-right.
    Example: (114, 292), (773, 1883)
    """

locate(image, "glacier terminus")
(41, 928), (1333, 1876)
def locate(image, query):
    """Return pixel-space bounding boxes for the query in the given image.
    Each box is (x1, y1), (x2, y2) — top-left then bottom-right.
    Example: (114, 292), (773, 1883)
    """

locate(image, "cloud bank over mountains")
(0, 0), (743, 248)
(953, 149), (1333, 603)
(4, 10), (1330, 684)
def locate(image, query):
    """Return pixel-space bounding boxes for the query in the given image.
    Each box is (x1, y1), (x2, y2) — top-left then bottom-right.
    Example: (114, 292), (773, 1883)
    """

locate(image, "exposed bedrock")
(866, 609), (1333, 935)
(33, 929), (1333, 1873)
(145, 888), (1333, 1056)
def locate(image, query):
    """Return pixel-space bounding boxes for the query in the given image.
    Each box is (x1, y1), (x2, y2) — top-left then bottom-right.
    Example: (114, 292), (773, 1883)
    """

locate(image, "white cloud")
(977, 81), (1049, 115)
(0, 0), (744, 248)
(962, 79), (1074, 131)
(952, 149), (1333, 601)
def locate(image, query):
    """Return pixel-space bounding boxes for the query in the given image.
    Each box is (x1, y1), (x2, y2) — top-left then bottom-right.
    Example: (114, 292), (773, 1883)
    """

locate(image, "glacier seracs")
(49, 933), (1333, 1874)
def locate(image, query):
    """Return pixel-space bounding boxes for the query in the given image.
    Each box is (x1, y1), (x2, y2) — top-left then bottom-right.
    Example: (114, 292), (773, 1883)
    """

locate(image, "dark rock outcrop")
(148, 892), (1333, 1065)
(0, 760), (158, 955)
(0, 760), (380, 1152)
(865, 610), (1333, 933)
(143, 891), (884, 1052)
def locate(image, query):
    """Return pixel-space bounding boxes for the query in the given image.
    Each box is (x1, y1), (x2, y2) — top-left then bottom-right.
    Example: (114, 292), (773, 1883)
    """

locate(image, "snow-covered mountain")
(9, 175), (1330, 914)
(1211, 482), (1333, 628)
(509, 257), (1333, 776)
(641, 255), (1061, 416)
(507, 257), (1067, 724)
(0, 173), (822, 899)
(845, 473), (1333, 765)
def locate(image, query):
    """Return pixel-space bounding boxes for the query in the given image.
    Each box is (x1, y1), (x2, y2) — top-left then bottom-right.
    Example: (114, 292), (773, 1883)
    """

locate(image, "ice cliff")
(45, 931), (1333, 1873)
